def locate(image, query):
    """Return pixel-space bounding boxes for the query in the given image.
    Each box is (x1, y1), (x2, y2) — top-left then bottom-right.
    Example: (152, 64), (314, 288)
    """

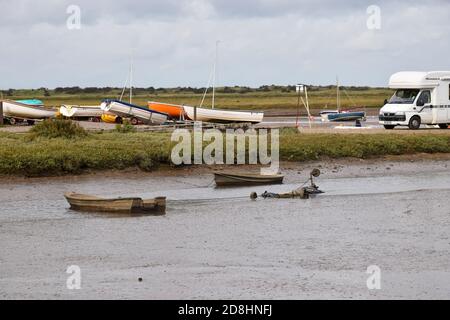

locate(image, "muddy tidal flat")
(0, 158), (449, 299)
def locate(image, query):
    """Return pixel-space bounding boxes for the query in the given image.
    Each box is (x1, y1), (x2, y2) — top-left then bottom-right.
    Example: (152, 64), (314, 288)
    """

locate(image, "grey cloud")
(0, 0), (449, 89)
(3, 0), (448, 26)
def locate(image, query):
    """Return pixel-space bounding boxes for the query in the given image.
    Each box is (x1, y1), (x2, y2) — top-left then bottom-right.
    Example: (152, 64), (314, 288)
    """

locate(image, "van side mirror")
(416, 99), (425, 107)
(384, 99), (388, 105)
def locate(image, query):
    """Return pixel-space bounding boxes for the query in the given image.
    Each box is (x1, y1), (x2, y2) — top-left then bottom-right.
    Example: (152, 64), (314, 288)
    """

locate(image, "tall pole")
(305, 87), (312, 129)
(296, 85), (301, 128)
(130, 52), (133, 105)
(0, 100), (4, 125)
(336, 76), (340, 112)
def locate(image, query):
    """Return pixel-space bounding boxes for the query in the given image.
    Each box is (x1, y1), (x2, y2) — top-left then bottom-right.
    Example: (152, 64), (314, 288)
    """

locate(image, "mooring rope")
(168, 195), (249, 204)
(171, 178), (216, 189)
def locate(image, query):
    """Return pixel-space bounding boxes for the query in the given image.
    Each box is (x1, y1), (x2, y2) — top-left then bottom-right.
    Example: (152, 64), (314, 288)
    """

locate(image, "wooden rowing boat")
(214, 172), (284, 187)
(64, 193), (166, 214)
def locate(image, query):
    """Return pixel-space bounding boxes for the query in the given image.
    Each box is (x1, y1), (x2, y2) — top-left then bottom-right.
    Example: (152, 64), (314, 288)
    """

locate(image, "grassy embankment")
(4, 87), (392, 114)
(0, 122), (449, 177)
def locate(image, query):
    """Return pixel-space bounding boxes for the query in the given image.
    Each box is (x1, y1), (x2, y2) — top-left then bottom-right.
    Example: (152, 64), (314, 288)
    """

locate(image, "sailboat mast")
(212, 41), (219, 110)
(130, 54), (133, 104)
(336, 76), (340, 111)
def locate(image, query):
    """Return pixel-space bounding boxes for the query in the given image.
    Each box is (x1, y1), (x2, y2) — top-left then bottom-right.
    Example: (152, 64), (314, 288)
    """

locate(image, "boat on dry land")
(321, 78), (366, 122)
(59, 105), (104, 120)
(101, 99), (169, 125)
(184, 105), (264, 123)
(64, 192), (166, 215)
(1, 100), (56, 123)
(214, 172), (284, 187)
(148, 101), (185, 120)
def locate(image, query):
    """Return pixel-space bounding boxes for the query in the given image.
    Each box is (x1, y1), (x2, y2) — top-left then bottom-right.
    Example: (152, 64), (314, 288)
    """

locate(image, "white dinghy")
(183, 105), (264, 123)
(1, 100), (56, 120)
(59, 105), (104, 119)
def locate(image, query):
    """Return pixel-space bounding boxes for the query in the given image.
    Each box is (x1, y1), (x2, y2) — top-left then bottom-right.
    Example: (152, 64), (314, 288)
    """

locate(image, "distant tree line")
(1, 85), (385, 97)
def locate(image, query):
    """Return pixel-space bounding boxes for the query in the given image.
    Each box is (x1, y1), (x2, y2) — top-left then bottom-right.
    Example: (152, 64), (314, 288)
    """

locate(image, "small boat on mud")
(184, 105), (264, 124)
(101, 99), (169, 125)
(148, 101), (185, 120)
(214, 172), (284, 187)
(64, 193), (166, 214)
(59, 105), (104, 120)
(1, 100), (56, 121)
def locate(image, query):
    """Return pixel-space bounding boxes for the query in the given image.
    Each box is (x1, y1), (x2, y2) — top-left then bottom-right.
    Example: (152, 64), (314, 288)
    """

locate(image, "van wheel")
(408, 116), (421, 130)
(115, 117), (123, 124)
(384, 125), (395, 130)
(438, 124), (449, 129)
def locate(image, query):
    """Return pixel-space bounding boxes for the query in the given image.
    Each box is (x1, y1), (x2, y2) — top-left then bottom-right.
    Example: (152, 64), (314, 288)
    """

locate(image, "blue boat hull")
(327, 111), (366, 122)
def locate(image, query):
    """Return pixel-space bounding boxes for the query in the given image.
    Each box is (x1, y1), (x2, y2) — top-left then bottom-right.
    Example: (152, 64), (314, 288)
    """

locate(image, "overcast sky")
(1, 0), (449, 89)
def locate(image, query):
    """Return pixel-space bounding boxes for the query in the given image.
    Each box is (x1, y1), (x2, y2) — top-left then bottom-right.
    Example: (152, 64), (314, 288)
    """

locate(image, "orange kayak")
(148, 101), (184, 119)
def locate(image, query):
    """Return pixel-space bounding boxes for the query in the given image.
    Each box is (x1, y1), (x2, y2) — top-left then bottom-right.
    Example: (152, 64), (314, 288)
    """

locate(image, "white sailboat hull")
(2, 100), (56, 119)
(183, 106), (264, 123)
(60, 105), (103, 118)
(101, 100), (168, 125)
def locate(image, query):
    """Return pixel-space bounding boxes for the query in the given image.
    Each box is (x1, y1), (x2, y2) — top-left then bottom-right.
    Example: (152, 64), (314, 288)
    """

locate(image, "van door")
(432, 105), (448, 124)
(417, 90), (433, 123)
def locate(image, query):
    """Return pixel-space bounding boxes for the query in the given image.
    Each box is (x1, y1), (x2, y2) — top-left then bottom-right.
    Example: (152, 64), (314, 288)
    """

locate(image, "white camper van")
(379, 71), (450, 130)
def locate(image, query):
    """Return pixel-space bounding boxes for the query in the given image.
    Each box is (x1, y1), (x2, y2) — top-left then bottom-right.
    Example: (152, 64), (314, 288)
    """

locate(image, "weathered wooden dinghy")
(64, 193), (166, 214)
(214, 172), (284, 187)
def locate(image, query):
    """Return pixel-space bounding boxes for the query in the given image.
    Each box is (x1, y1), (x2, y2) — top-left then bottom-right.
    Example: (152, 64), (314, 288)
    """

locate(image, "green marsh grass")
(0, 130), (449, 176)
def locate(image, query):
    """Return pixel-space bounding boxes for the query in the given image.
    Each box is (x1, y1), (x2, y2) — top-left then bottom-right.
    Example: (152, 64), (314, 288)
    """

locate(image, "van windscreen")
(388, 89), (420, 104)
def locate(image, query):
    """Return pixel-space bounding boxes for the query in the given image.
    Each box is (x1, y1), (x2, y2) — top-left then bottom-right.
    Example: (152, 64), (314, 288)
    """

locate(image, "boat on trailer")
(214, 172), (284, 187)
(101, 99), (169, 125)
(1, 100), (56, 122)
(64, 193), (166, 215)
